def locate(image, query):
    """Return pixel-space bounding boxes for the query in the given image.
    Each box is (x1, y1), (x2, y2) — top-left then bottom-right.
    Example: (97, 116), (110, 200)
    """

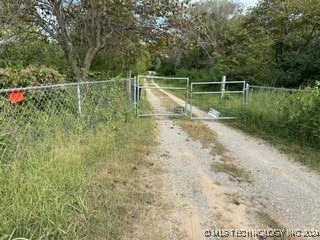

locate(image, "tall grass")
(0, 131), (89, 238)
(0, 81), (155, 239)
(240, 87), (319, 144)
(191, 93), (244, 117)
(233, 85), (320, 168)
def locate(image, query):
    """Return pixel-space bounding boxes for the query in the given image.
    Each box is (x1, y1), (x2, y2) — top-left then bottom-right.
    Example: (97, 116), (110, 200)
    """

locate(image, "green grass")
(0, 132), (89, 239)
(230, 89), (320, 170)
(190, 93), (244, 117)
(81, 117), (156, 239)
(0, 83), (156, 239)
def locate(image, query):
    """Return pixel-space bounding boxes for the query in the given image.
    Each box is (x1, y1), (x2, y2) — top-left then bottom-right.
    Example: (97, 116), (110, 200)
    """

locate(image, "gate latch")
(174, 106), (185, 114)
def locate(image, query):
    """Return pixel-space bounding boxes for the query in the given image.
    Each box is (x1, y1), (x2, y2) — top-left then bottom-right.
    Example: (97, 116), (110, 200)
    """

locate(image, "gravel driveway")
(135, 87), (320, 240)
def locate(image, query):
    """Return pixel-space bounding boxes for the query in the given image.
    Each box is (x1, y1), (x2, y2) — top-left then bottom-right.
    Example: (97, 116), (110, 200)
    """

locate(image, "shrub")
(0, 65), (66, 89)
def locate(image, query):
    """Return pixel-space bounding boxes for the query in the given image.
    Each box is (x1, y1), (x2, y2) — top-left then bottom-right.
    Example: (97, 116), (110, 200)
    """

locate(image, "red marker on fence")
(8, 91), (24, 104)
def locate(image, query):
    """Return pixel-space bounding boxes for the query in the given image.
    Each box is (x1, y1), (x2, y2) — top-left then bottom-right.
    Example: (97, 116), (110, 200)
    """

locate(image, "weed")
(211, 162), (252, 183)
(257, 212), (293, 240)
(224, 192), (242, 205)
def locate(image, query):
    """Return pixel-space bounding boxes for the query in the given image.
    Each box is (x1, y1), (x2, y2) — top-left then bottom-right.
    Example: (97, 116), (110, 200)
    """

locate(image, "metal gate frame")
(136, 75), (189, 117)
(190, 81), (248, 120)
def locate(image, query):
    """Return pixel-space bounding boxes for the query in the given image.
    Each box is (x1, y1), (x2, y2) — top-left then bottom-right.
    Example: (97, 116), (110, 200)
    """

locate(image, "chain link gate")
(135, 75), (189, 117)
(190, 81), (248, 120)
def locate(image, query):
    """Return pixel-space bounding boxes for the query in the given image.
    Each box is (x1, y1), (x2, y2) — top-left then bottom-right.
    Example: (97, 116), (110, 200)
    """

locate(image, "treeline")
(156, 0), (320, 88)
(1, 0), (319, 88)
(0, 0), (186, 85)
(0, 34), (150, 85)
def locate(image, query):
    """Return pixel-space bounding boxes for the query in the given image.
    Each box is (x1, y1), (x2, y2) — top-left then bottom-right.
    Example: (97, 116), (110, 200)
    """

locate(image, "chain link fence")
(0, 78), (135, 163)
(244, 84), (319, 147)
(246, 84), (310, 122)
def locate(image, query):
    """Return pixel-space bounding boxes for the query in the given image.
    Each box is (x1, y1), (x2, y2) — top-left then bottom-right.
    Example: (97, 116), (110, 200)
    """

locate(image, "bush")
(0, 65), (66, 89)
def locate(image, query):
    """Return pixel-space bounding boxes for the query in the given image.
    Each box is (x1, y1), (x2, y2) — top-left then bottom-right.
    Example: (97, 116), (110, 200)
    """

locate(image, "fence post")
(127, 78), (131, 102)
(190, 82), (193, 118)
(245, 83), (250, 107)
(133, 76), (137, 115)
(186, 77), (189, 117)
(77, 84), (82, 116)
(221, 75), (226, 99)
(127, 71), (132, 102)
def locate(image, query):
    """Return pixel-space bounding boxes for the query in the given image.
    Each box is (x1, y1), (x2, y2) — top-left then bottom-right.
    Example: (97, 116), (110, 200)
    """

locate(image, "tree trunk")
(53, 1), (84, 82)
(60, 40), (83, 82)
(83, 46), (103, 72)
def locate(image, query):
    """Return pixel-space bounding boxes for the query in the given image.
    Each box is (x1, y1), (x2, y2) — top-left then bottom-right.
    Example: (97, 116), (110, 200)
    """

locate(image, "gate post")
(221, 76), (226, 99)
(245, 83), (250, 107)
(134, 76), (137, 115)
(190, 81), (193, 118)
(186, 77), (189, 117)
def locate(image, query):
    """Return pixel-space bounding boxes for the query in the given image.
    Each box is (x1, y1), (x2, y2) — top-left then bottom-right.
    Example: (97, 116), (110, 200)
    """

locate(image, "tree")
(23, 0), (189, 81)
(217, 16), (275, 84)
(0, 38), (68, 73)
(186, 0), (244, 64)
(244, 0), (320, 86)
(0, 1), (29, 51)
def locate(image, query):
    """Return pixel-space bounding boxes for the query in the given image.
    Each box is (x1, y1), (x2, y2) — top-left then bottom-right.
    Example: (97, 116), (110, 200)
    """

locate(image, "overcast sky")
(239, 0), (259, 8)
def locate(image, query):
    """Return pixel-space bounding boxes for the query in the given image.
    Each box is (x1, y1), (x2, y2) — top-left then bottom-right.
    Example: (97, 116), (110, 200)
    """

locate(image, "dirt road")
(131, 87), (320, 240)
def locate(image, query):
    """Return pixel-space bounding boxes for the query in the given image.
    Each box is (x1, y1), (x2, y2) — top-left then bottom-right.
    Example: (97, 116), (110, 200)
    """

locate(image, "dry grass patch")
(176, 117), (218, 146)
(257, 212), (293, 240)
(210, 143), (228, 156)
(211, 162), (252, 183)
(224, 192), (242, 205)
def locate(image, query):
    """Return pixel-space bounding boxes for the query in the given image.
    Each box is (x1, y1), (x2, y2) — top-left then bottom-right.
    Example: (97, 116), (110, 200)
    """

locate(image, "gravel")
(146, 89), (220, 239)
